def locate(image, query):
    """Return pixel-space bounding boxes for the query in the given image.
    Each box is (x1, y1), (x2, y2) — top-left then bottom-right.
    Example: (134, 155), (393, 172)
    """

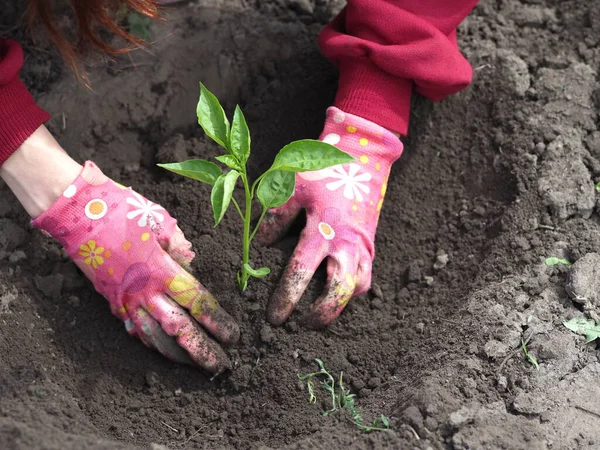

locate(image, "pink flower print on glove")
(257, 107), (403, 328)
(32, 161), (239, 374)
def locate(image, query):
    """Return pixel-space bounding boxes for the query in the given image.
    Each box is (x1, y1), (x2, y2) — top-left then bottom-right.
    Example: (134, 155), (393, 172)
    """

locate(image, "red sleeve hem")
(334, 58), (413, 136)
(0, 39), (51, 166)
(319, 1), (478, 136)
(0, 76), (51, 165)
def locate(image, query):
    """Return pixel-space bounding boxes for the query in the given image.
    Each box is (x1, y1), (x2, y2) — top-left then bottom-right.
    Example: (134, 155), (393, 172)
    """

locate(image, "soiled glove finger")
(145, 293), (231, 373)
(255, 199), (301, 246)
(267, 240), (327, 326)
(303, 250), (359, 328)
(164, 266), (240, 344)
(128, 305), (194, 365)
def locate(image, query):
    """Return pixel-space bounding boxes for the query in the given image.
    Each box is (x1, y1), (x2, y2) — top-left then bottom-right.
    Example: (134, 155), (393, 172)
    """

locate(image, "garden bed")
(1, 1), (600, 449)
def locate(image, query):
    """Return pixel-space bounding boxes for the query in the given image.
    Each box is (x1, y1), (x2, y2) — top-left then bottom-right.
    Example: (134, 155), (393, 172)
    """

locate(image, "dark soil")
(2, 1), (600, 449)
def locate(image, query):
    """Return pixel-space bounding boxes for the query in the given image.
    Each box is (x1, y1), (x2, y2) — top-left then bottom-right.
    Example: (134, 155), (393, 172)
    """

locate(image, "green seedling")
(545, 257), (572, 267)
(117, 5), (152, 40)
(564, 317), (600, 343)
(126, 11), (151, 40)
(521, 339), (539, 370)
(298, 359), (390, 432)
(595, 182), (600, 192)
(159, 84), (353, 290)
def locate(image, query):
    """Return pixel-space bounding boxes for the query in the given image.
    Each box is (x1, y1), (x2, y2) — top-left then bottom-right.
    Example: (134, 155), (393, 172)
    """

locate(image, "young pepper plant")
(159, 83), (354, 291)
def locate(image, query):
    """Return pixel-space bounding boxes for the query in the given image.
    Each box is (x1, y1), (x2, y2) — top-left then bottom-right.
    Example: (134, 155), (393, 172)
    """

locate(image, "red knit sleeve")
(0, 39), (51, 166)
(319, 0), (479, 135)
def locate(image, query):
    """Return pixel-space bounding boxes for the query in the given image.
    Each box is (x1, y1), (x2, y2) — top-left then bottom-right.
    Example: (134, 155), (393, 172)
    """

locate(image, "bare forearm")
(0, 125), (82, 218)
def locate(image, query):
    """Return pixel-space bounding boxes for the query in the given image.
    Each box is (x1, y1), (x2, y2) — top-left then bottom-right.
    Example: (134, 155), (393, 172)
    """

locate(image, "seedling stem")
(159, 84), (354, 291)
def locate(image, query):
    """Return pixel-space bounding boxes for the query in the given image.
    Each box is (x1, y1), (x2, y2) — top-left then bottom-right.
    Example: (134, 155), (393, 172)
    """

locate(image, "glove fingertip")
(267, 310), (287, 327)
(204, 343), (233, 375)
(161, 225), (196, 265)
(267, 299), (292, 326)
(215, 316), (241, 345)
(300, 311), (331, 330)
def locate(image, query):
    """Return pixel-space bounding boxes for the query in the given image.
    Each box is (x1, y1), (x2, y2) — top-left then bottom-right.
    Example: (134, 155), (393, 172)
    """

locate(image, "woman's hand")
(257, 108), (403, 328)
(5, 129), (239, 374)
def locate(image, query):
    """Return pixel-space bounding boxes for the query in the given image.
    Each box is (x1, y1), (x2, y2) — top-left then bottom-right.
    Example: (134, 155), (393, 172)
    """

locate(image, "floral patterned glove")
(258, 107), (403, 327)
(32, 162), (239, 374)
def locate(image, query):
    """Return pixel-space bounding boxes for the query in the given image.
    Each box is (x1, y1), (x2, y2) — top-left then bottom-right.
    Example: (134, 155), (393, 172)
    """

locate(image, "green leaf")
(521, 340), (539, 370)
(230, 105), (251, 164)
(596, 182), (600, 192)
(270, 139), (355, 172)
(526, 353), (539, 370)
(197, 83), (230, 149)
(380, 416), (390, 428)
(126, 12), (151, 40)
(215, 154), (241, 171)
(210, 170), (240, 226)
(564, 317), (600, 343)
(257, 170), (295, 209)
(243, 263), (270, 278)
(157, 159), (222, 185)
(545, 257), (572, 267)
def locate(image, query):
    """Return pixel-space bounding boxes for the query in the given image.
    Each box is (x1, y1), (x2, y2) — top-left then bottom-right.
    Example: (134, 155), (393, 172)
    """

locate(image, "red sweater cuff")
(334, 58), (413, 136)
(0, 76), (50, 165)
(0, 39), (51, 166)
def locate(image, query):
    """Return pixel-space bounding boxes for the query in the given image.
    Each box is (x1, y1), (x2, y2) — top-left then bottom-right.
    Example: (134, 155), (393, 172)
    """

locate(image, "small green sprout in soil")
(117, 6), (152, 40)
(564, 317), (600, 343)
(298, 359), (390, 432)
(521, 339), (539, 370)
(159, 84), (353, 290)
(545, 257), (572, 267)
(595, 182), (600, 192)
(127, 12), (151, 40)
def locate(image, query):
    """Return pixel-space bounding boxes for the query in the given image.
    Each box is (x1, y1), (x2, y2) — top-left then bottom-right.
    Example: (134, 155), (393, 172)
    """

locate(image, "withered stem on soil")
(179, 421), (214, 446)
(574, 405), (600, 420)
(407, 424), (420, 440)
(497, 331), (534, 375)
(160, 421), (179, 433)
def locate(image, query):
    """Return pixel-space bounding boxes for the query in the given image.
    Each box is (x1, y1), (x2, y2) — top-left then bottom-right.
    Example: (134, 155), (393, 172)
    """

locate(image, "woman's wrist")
(0, 125), (82, 218)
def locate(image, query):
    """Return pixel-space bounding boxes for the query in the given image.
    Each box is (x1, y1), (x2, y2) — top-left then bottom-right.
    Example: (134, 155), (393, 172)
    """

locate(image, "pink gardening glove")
(32, 162), (239, 374)
(258, 107), (403, 327)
